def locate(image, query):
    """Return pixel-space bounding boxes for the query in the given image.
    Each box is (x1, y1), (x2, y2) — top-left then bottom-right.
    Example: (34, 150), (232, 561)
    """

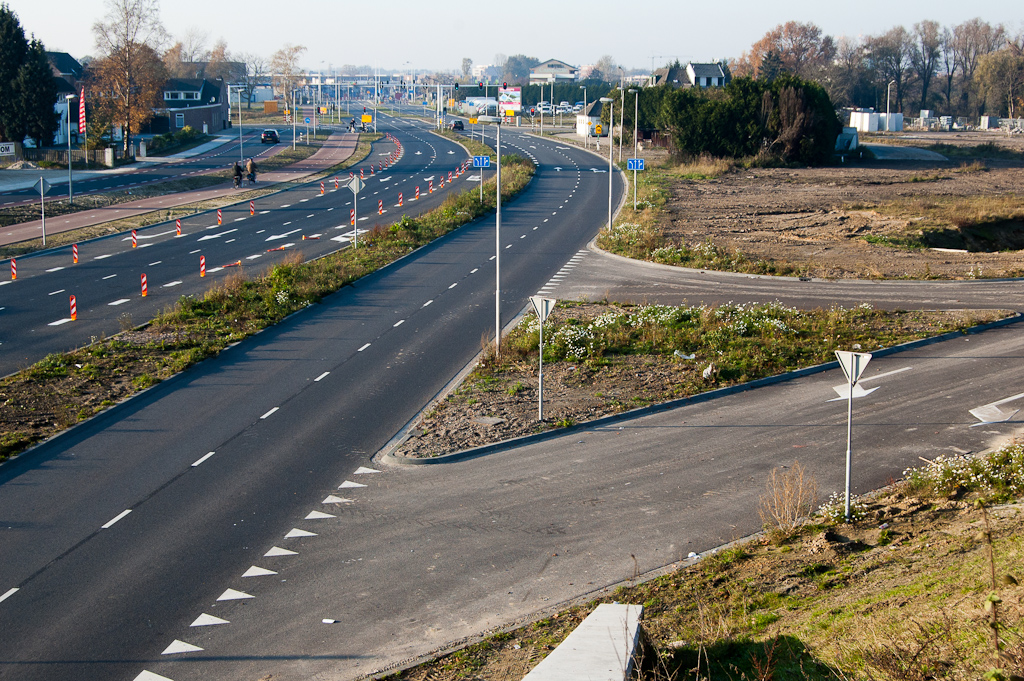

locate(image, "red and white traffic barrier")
(10, 257), (15, 281)
(223, 260), (242, 267)
(377, 200), (383, 215)
(176, 218), (181, 236)
(370, 165), (375, 176)
(266, 246), (286, 252)
(398, 193), (403, 207)
(320, 181), (325, 195)
(349, 171), (354, 179)
(415, 186), (420, 200)
(334, 177), (339, 189)
(217, 208), (223, 225)
(302, 235), (320, 240)
(72, 244), (78, 264)
(200, 255), (206, 277)
(350, 208), (355, 225)
(141, 273), (148, 297)
(250, 201), (255, 216)
(428, 181), (433, 193)
(448, 171), (452, 182)
(360, 168), (365, 180)
(440, 176), (445, 188)
(131, 229), (138, 248)
(70, 295), (76, 321)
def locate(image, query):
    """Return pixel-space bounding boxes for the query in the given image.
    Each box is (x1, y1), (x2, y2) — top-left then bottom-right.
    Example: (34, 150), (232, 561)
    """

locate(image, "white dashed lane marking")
(101, 509), (132, 529)
(260, 407), (279, 419)
(314, 371), (330, 382)
(191, 452), (215, 467)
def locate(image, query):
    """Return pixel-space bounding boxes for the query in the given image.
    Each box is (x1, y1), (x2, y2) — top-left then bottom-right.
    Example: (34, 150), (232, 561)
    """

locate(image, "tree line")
(0, 4), (59, 147)
(732, 19), (1024, 118)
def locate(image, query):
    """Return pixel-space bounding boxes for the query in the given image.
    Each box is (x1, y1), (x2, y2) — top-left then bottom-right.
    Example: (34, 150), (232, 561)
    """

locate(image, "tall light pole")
(618, 70), (625, 163)
(234, 85), (243, 163)
(65, 94), (75, 205)
(600, 97), (614, 230)
(579, 85), (587, 148)
(629, 88), (639, 209)
(886, 79), (895, 132)
(292, 88), (297, 150)
(494, 122), (502, 356)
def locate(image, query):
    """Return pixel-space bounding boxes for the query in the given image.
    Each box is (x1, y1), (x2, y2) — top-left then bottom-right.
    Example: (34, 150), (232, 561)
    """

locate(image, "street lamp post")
(292, 89), (297, 150)
(65, 94), (75, 205)
(886, 80), (895, 132)
(600, 97), (614, 230)
(629, 89), (639, 209)
(619, 72), (625, 163)
(580, 85), (587, 148)
(234, 86), (243, 164)
(494, 122), (502, 356)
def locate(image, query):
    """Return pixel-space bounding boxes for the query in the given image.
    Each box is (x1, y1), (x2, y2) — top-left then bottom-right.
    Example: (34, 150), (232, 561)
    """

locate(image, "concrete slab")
(863, 143), (947, 161)
(522, 603), (643, 681)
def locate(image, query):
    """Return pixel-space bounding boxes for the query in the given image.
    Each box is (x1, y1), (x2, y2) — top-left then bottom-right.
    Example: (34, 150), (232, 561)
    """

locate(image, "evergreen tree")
(0, 4), (30, 141)
(19, 37), (58, 146)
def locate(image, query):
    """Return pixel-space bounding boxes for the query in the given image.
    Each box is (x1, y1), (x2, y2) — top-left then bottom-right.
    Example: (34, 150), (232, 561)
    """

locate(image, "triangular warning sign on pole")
(530, 296), (556, 323)
(835, 350), (871, 385)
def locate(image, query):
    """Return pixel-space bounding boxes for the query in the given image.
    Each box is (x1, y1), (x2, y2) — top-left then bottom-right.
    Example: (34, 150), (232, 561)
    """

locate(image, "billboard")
(498, 86), (521, 114)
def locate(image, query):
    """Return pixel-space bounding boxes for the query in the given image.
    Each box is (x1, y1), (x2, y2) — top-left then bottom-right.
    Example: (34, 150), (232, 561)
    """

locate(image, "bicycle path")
(1, 132), (359, 248)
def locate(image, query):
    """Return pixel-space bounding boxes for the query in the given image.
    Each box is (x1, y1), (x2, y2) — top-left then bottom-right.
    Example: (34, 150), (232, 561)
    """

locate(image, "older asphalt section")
(0, 119), (623, 680)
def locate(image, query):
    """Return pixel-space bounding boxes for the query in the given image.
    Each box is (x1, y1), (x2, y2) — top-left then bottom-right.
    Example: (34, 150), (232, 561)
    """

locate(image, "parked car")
(261, 129), (280, 144)
(572, 103), (584, 113)
(449, 120), (464, 130)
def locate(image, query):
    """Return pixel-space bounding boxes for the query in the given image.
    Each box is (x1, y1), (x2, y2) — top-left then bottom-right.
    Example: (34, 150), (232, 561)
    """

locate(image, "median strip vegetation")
(396, 301), (1008, 458)
(385, 440), (1024, 681)
(0, 153), (534, 462)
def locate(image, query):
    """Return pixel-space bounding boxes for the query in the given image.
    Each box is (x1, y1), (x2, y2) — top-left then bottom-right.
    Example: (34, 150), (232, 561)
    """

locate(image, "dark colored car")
(449, 120), (464, 131)
(261, 129), (280, 144)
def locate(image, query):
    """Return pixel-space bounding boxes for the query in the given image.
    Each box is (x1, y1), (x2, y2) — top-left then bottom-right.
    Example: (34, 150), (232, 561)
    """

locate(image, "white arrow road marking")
(123, 229), (174, 241)
(0, 588), (18, 603)
(191, 613), (229, 627)
(590, 168), (607, 173)
(217, 588), (254, 601)
(285, 528), (317, 538)
(969, 391), (1024, 425)
(305, 510), (336, 520)
(197, 228), (237, 241)
(264, 546), (297, 557)
(162, 640), (203, 655)
(101, 509), (131, 528)
(423, 176), (435, 181)
(242, 566), (278, 577)
(266, 228), (301, 241)
(339, 480), (367, 489)
(323, 495), (353, 504)
(829, 384), (880, 401)
(354, 466), (380, 474)
(133, 672), (174, 681)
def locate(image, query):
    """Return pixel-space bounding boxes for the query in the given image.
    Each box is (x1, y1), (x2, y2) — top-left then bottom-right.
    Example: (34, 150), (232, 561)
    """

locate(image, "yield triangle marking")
(305, 510), (336, 520)
(339, 480), (366, 489)
(323, 495), (353, 504)
(353, 466), (380, 474)
(217, 588), (254, 601)
(285, 528), (317, 538)
(191, 613), (229, 626)
(162, 639), (204, 655)
(134, 672), (175, 681)
(265, 546), (297, 557)
(242, 565), (278, 577)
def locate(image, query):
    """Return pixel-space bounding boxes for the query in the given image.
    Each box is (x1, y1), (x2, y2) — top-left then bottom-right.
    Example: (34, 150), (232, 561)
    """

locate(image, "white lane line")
(259, 210), (270, 215)
(109, 299), (130, 306)
(423, 299), (433, 307)
(225, 239), (236, 244)
(520, 235), (526, 239)
(260, 407), (279, 419)
(191, 452), (215, 467)
(306, 214), (315, 218)
(0, 281), (10, 286)
(234, 217), (246, 222)
(208, 267), (224, 273)
(314, 371), (330, 382)
(299, 198), (309, 203)
(0, 587), (18, 604)
(280, 204), (291, 208)
(256, 229), (265, 234)
(489, 255), (496, 260)
(139, 243), (153, 249)
(246, 254), (263, 260)
(148, 261), (162, 266)
(197, 228), (238, 242)
(393, 319), (405, 327)
(46, 266), (65, 273)
(102, 509), (132, 529)
(189, 249), (201, 254)
(357, 343), (371, 352)
(860, 367), (913, 383)
(163, 281), (182, 288)
(448, 282), (457, 289)
(48, 289), (65, 296)
(48, 318), (72, 326)
(470, 268), (478, 273)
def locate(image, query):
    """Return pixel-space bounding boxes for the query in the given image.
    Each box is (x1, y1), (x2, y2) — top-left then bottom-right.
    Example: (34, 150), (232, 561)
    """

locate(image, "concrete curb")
(379, 312), (1024, 466)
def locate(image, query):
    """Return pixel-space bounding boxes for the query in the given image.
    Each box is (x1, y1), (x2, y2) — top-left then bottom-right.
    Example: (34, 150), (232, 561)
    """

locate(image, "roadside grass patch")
(0, 154), (534, 463)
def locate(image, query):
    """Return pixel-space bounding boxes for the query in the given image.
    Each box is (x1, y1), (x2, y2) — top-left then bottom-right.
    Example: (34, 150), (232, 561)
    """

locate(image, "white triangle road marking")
(242, 566), (278, 577)
(339, 480), (366, 489)
(323, 495), (353, 504)
(191, 613), (229, 626)
(134, 672), (175, 681)
(305, 510), (336, 520)
(353, 466), (380, 474)
(217, 588), (254, 601)
(264, 546), (297, 557)
(162, 639), (204, 655)
(285, 528), (317, 538)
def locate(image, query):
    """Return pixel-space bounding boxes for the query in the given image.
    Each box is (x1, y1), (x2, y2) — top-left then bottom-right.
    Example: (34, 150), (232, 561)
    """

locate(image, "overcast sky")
(12, 0), (1024, 74)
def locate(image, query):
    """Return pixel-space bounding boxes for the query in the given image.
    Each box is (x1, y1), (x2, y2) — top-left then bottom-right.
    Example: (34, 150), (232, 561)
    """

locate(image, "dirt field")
(657, 132), (1024, 279)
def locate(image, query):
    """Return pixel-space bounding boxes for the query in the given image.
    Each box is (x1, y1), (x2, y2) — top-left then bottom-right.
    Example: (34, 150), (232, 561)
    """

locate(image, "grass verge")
(0, 153), (534, 463)
(398, 301), (1007, 458)
(384, 440), (1024, 681)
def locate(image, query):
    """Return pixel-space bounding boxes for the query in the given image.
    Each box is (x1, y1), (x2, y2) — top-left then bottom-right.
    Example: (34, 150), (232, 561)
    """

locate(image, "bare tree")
(179, 26), (208, 63)
(954, 18), (1006, 114)
(594, 54), (617, 82)
(938, 27), (958, 111)
(912, 20), (942, 111)
(238, 51), (267, 109)
(270, 43), (306, 98)
(92, 0), (168, 152)
(461, 57), (472, 81)
(867, 26), (913, 112)
(205, 39), (239, 82)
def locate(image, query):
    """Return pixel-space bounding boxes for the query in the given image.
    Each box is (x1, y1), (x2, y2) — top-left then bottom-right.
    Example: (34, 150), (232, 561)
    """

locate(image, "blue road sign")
(473, 155), (491, 168)
(627, 158), (645, 171)
(304, 117), (311, 124)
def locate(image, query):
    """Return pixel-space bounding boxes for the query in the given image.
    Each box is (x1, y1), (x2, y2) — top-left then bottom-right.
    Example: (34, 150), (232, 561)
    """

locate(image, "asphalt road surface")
(0, 115), (624, 680)
(0, 125), (476, 375)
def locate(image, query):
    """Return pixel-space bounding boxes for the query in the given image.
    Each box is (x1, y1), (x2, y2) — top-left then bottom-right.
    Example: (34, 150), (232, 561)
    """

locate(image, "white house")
(530, 59), (578, 84)
(686, 62), (726, 87)
(576, 100), (605, 138)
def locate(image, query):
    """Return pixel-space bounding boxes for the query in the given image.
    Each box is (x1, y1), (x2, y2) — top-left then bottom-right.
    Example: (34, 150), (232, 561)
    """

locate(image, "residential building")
(529, 59), (578, 84)
(647, 62), (726, 88)
(471, 64), (502, 82)
(154, 78), (229, 134)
